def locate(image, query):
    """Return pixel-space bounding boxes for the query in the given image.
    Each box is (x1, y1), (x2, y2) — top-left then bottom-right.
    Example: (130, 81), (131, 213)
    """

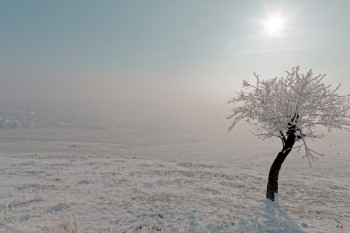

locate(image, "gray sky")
(1, 0), (350, 105)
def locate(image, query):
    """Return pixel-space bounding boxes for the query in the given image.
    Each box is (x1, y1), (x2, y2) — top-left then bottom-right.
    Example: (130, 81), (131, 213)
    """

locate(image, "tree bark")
(266, 121), (297, 201)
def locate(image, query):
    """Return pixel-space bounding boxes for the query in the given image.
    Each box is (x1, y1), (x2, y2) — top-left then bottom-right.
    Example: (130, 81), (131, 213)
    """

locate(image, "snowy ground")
(0, 128), (349, 232)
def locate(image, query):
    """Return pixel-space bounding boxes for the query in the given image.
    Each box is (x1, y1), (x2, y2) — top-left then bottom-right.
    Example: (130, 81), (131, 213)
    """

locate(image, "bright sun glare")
(264, 16), (285, 37)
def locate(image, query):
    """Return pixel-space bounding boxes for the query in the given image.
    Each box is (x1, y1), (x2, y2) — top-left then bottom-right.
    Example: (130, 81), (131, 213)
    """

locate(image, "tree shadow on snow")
(239, 199), (305, 233)
(260, 199), (305, 233)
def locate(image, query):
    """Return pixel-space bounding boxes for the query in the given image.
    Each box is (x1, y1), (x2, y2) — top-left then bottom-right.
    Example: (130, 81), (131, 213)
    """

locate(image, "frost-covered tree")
(227, 66), (350, 201)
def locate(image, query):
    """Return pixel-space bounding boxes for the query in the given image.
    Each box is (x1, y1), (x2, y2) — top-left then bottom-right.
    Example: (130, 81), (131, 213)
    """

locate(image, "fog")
(1, 0), (350, 142)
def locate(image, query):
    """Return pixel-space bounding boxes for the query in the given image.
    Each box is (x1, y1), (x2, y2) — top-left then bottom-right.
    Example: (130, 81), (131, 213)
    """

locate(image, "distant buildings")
(0, 102), (114, 129)
(0, 115), (36, 129)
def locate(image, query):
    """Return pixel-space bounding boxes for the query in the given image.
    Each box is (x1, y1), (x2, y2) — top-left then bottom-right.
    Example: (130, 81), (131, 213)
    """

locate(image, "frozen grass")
(0, 128), (349, 232)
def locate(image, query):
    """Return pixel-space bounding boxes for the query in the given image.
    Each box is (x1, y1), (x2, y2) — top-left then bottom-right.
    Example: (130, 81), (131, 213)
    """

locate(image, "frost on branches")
(228, 66), (350, 164)
(227, 66), (350, 201)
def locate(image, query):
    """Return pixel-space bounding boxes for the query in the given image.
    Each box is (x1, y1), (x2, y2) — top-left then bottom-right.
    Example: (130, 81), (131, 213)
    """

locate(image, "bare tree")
(227, 66), (350, 201)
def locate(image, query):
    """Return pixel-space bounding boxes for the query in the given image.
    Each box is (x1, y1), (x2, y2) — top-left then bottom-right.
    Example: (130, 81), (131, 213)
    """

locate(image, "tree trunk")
(266, 122), (297, 201)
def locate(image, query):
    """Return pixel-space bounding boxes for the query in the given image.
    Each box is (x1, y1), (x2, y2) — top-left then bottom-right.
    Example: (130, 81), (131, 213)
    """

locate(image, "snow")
(0, 128), (349, 232)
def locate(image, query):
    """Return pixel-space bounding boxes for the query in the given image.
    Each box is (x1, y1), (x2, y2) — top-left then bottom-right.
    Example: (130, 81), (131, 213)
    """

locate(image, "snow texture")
(0, 128), (349, 232)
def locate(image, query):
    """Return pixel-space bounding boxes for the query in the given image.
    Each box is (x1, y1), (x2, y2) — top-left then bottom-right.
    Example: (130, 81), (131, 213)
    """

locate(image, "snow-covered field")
(0, 128), (349, 232)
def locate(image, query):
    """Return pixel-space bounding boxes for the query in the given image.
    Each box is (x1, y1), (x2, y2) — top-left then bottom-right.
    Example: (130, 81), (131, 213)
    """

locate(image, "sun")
(266, 17), (282, 33)
(263, 15), (285, 37)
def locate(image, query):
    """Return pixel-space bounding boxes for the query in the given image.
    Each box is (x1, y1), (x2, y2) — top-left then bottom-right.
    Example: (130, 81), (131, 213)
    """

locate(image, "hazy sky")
(1, 0), (350, 104)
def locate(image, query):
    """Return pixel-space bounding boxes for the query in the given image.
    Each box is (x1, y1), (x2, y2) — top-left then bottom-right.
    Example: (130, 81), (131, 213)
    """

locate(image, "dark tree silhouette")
(227, 67), (350, 201)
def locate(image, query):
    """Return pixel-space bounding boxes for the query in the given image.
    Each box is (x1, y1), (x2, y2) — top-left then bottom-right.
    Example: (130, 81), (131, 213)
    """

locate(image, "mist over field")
(1, 0), (350, 232)
(0, 97), (349, 232)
